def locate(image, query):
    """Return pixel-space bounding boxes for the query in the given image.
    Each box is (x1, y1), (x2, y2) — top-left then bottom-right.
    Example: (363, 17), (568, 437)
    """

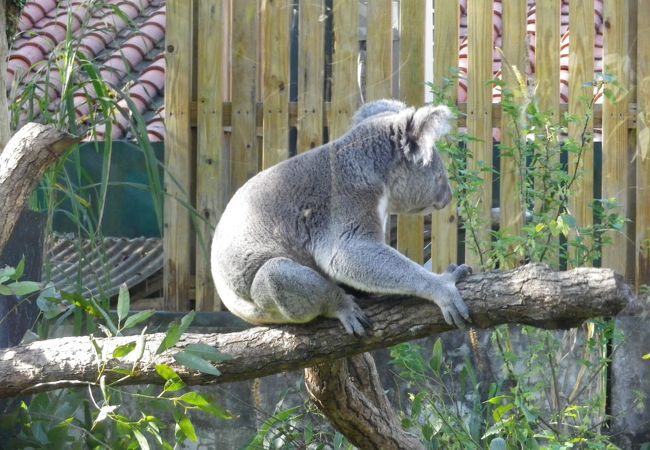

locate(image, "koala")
(211, 100), (471, 336)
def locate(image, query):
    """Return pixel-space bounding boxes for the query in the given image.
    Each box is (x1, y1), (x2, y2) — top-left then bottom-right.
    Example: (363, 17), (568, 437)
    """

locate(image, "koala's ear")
(402, 105), (454, 164)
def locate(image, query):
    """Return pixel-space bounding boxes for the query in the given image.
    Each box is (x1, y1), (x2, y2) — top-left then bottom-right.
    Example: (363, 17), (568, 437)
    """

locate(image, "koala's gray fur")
(211, 100), (471, 336)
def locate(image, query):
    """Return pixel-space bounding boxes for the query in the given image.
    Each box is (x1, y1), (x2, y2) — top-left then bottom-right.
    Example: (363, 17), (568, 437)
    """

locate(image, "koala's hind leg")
(250, 257), (371, 336)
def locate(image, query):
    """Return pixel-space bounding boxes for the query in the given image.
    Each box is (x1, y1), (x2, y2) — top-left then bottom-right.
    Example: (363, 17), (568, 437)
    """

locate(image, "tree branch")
(0, 263), (633, 399)
(0, 123), (79, 251)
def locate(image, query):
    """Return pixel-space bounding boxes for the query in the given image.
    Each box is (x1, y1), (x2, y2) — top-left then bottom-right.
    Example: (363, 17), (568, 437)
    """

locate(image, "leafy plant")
(6, 283), (233, 449)
(245, 390), (353, 450)
(388, 69), (631, 449)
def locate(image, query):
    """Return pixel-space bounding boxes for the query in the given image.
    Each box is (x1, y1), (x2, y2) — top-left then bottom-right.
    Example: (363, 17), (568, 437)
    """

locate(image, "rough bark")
(0, 123), (79, 251)
(0, 263), (633, 399)
(305, 353), (424, 450)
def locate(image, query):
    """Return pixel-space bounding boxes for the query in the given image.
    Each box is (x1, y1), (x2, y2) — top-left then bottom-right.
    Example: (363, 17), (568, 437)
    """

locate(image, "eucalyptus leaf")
(173, 351), (220, 376)
(123, 309), (155, 330)
(117, 283), (130, 324)
(112, 341), (137, 358)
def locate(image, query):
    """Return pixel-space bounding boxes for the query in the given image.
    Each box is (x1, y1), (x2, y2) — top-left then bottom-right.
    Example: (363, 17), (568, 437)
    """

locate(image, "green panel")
(52, 141), (164, 238)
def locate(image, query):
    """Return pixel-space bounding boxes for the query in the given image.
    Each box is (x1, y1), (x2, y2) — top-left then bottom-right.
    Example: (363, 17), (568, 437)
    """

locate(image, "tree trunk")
(0, 123), (79, 251)
(305, 353), (425, 450)
(0, 263), (633, 399)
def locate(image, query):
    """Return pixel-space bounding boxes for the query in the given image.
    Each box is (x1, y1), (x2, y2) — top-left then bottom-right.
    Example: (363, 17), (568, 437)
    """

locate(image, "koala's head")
(385, 104), (454, 214)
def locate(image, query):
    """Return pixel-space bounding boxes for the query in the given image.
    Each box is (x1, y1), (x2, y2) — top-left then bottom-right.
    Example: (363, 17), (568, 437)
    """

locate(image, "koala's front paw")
(334, 295), (372, 337)
(445, 263), (472, 281)
(436, 264), (472, 328)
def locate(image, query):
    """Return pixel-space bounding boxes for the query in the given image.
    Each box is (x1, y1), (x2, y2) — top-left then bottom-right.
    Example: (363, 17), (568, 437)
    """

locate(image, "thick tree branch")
(0, 263), (633, 399)
(0, 123), (79, 251)
(305, 354), (425, 450)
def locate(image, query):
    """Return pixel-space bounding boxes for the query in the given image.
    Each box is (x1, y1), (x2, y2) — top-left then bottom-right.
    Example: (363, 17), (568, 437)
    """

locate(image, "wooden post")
(567, 0), (595, 267)
(261, 0), (291, 169)
(195, 0), (225, 311)
(430, 0), (460, 272)
(397, 0), (426, 264)
(231, 0), (259, 190)
(365, 0), (393, 101)
(328, 0), (359, 140)
(164, 0), (194, 310)
(636, 0), (650, 288)
(536, 0), (560, 120)
(602, 0), (630, 276)
(297, 0), (325, 152)
(497, 0), (526, 269)
(465, 0), (493, 268)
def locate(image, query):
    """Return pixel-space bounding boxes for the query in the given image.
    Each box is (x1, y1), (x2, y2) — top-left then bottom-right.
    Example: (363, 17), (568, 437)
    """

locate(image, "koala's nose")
(434, 181), (452, 210)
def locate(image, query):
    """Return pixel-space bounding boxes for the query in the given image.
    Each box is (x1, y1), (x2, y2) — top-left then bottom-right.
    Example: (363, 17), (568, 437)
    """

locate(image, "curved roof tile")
(10, 0), (605, 143)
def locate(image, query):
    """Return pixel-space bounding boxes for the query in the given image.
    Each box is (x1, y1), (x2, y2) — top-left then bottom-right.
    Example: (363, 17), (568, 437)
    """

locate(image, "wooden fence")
(163, 0), (649, 311)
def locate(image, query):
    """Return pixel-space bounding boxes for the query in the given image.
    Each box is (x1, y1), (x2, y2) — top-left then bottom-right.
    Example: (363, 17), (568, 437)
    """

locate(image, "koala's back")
(212, 147), (334, 298)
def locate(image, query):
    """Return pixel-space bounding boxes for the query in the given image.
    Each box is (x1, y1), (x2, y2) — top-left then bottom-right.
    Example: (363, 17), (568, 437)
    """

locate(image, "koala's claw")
(447, 263), (472, 282)
(438, 263), (472, 328)
(336, 297), (372, 337)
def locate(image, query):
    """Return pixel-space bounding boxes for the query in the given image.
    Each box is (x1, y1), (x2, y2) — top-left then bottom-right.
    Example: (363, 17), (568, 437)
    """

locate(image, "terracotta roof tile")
(9, 0), (165, 141)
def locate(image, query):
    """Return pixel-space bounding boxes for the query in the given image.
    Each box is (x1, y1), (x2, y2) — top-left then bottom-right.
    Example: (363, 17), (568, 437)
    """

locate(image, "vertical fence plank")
(536, 0), (560, 119)
(397, 0), (426, 263)
(297, 0), (325, 152)
(196, 0), (224, 311)
(637, 0), (650, 288)
(568, 0), (595, 267)
(366, 0), (393, 101)
(602, 0), (629, 276)
(498, 0), (526, 268)
(466, 0), (493, 268)
(430, 0), (459, 272)
(262, 0), (291, 168)
(164, 0), (194, 310)
(329, 0), (359, 139)
(231, 1), (259, 189)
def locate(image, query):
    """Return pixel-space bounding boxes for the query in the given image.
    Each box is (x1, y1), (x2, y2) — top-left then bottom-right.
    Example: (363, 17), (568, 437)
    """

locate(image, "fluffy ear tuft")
(402, 105), (454, 164)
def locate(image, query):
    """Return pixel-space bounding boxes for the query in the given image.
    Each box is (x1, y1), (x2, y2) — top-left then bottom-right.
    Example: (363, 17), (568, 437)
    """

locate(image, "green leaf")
(0, 285), (12, 296)
(60, 291), (103, 318)
(178, 416), (198, 442)
(113, 341), (137, 358)
(173, 351), (220, 376)
(123, 309), (155, 330)
(7, 281), (42, 296)
(489, 437), (507, 450)
(117, 283), (130, 324)
(178, 391), (210, 406)
(156, 364), (180, 381)
(184, 343), (232, 362)
(485, 395), (510, 405)
(156, 322), (181, 355)
(429, 338), (443, 374)
(13, 257), (26, 280)
(179, 310), (196, 334)
(156, 311), (195, 355)
(155, 364), (186, 391)
(132, 429), (150, 450)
